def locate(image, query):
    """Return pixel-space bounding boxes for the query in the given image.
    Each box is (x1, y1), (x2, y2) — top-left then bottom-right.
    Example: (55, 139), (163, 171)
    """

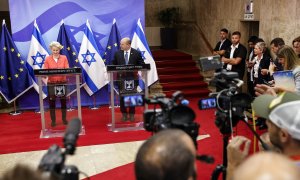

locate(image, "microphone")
(63, 118), (82, 155)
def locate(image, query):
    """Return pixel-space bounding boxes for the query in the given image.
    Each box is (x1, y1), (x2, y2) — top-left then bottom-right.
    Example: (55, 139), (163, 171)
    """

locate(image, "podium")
(107, 64), (150, 132)
(34, 68), (85, 138)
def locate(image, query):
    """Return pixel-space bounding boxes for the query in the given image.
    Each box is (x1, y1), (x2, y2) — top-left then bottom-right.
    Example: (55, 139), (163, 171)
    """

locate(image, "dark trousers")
(48, 85), (67, 122)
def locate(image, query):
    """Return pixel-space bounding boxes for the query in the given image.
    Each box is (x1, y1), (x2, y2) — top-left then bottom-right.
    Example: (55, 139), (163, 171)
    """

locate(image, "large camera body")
(209, 70), (252, 134)
(39, 145), (79, 180)
(144, 91), (200, 148)
(38, 118), (81, 180)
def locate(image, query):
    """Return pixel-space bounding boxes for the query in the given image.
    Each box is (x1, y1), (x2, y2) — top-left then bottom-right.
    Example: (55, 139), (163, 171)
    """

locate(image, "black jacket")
(112, 48), (144, 65)
(224, 44), (247, 80)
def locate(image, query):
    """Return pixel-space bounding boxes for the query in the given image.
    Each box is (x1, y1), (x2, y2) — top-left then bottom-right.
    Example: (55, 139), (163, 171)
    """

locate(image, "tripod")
(211, 113), (270, 180)
(211, 133), (230, 180)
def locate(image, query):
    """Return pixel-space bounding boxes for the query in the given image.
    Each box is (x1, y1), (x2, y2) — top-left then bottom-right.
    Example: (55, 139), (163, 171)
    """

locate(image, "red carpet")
(152, 50), (211, 98)
(0, 106), (152, 154)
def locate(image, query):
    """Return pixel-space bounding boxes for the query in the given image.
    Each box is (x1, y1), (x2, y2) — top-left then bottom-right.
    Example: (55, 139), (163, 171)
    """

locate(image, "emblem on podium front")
(124, 80), (135, 91)
(54, 85), (66, 97)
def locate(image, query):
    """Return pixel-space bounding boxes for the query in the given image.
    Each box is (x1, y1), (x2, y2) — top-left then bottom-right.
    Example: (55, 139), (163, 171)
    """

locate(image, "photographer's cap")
(253, 92), (300, 140)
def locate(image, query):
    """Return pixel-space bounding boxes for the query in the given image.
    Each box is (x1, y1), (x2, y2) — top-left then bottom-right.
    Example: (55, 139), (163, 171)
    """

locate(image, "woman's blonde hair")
(49, 41), (63, 50)
(277, 45), (300, 70)
(255, 42), (266, 52)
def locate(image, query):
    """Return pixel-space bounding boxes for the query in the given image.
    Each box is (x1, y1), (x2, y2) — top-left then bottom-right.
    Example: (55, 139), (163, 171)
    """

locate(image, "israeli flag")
(78, 20), (108, 96)
(25, 20), (49, 99)
(131, 18), (158, 88)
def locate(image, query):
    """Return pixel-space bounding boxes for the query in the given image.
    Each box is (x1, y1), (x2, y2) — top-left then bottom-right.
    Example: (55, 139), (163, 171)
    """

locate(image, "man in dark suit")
(213, 28), (232, 57)
(112, 37), (145, 121)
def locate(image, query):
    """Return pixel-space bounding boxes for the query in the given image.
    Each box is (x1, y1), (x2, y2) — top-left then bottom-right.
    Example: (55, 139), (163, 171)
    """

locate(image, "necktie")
(125, 51), (129, 65)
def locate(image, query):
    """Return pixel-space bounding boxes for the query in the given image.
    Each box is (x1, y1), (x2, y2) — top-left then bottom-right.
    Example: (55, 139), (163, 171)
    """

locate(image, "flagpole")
(89, 95), (100, 110)
(67, 95), (75, 111)
(9, 100), (21, 115)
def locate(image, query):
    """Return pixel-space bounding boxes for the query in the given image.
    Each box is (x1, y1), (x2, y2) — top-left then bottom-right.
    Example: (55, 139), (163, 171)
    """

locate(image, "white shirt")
(219, 39), (226, 50)
(253, 54), (263, 78)
(54, 57), (58, 63)
(226, 44), (239, 71)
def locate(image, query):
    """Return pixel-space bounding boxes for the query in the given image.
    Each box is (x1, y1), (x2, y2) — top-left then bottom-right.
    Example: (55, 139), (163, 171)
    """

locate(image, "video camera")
(209, 70), (252, 134)
(38, 118), (82, 180)
(144, 91), (200, 148)
(198, 55), (252, 134)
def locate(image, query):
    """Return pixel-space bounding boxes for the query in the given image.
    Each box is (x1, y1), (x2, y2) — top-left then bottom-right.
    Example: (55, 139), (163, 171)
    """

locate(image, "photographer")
(135, 129), (197, 180)
(226, 92), (300, 179)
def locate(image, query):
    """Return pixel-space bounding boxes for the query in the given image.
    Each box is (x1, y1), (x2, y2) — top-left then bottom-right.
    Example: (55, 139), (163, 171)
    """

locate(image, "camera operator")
(135, 129), (197, 180)
(226, 91), (300, 180)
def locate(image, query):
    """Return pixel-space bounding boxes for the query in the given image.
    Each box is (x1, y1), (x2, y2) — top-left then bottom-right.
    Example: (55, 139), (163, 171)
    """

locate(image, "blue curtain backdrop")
(8, 0), (145, 109)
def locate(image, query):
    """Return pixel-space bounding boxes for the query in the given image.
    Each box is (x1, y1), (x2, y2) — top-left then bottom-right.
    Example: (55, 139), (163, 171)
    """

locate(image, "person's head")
(120, 37), (131, 51)
(233, 152), (300, 180)
(277, 45), (300, 70)
(135, 129), (197, 180)
(220, 28), (229, 40)
(1, 164), (47, 180)
(247, 36), (258, 48)
(270, 37), (285, 54)
(292, 36), (300, 55)
(254, 42), (266, 56)
(49, 41), (63, 56)
(253, 92), (300, 153)
(231, 31), (241, 45)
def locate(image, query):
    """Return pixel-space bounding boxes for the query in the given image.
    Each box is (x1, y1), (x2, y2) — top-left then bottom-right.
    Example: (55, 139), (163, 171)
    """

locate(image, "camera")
(143, 91), (200, 148)
(38, 118), (82, 180)
(208, 70), (252, 134)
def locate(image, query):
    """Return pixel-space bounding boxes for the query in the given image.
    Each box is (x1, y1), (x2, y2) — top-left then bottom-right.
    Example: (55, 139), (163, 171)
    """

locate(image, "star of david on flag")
(81, 49), (96, 66)
(131, 18), (158, 88)
(78, 20), (108, 96)
(26, 20), (49, 98)
(31, 52), (46, 68)
(0, 20), (33, 103)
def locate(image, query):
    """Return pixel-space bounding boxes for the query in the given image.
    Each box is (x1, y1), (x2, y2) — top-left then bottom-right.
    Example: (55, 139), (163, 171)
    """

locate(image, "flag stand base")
(89, 106), (100, 110)
(9, 111), (22, 116)
(67, 108), (75, 112)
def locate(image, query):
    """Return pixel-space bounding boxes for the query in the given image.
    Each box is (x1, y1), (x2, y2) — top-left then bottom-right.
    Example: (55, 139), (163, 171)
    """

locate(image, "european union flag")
(57, 21), (80, 68)
(0, 20), (33, 103)
(103, 19), (121, 65)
